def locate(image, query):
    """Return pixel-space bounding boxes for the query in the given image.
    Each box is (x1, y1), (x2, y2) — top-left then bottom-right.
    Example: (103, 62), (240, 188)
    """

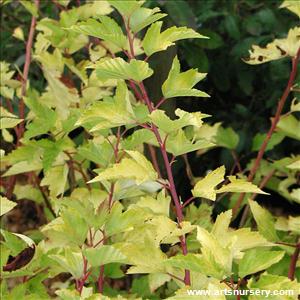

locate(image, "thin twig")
(288, 242), (300, 280)
(233, 48), (300, 216)
(148, 144), (162, 178)
(276, 241), (297, 248)
(155, 97), (166, 109)
(231, 150), (242, 173)
(122, 12), (191, 286)
(238, 170), (275, 227)
(166, 272), (185, 283)
(32, 172), (56, 218)
(18, 0), (40, 140)
(181, 196), (195, 209)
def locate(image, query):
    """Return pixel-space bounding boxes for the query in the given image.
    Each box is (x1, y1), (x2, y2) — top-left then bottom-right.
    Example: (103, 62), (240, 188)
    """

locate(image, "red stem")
(5, 1), (39, 199)
(238, 169), (275, 227)
(155, 97), (166, 109)
(73, 166), (91, 191)
(138, 82), (191, 285)
(97, 265), (105, 293)
(148, 144), (162, 178)
(32, 172), (56, 218)
(166, 272), (185, 283)
(121, 12), (191, 285)
(129, 80), (143, 101)
(18, 0), (39, 140)
(288, 242), (300, 280)
(108, 183), (115, 211)
(231, 150), (242, 173)
(233, 48), (300, 216)
(276, 241), (297, 248)
(181, 196), (195, 209)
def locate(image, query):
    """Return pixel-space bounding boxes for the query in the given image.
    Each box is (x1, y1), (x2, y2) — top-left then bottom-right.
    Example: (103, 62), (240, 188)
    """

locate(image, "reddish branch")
(121, 15), (191, 284)
(5, 1), (39, 199)
(288, 242), (300, 280)
(137, 81), (191, 284)
(32, 172), (56, 218)
(148, 144), (162, 178)
(18, 0), (40, 140)
(238, 169), (275, 227)
(232, 47), (300, 216)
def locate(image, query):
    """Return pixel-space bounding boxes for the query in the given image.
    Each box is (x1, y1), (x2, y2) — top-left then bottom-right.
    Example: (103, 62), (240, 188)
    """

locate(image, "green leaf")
(40, 164), (69, 197)
(166, 129), (214, 156)
(142, 21), (208, 57)
(84, 245), (127, 267)
(3, 160), (42, 176)
(24, 93), (57, 140)
(0, 196), (17, 216)
(148, 273), (171, 293)
(89, 150), (157, 185)
(1, 229), (27, 256)
(280, 0), (300, 18)
(245, 27), (300, 64)
(249, 199), (279, 242)
(130, 7), (166, 33)
(0, 107), (22, 129)
(195, 29), (224, 49)
(196, 226), (233, 279)
(108, 0), (144, 17)
(77, 81), (136, 131)
(78, 139), (113, 167)
(252, 132), (285, 151)
(122, 128), (156, 150)
(247, 274), (300, 300)
(288, 216), (300, 234)
(75, 1), (113, 20)
(192, 166), (225, 201)
(115, 238), (166, 274)
(95, 57), (153, 82)
(217, 176), (268, 195)
(20, 0), (38, 17)
(69, 16), (127, 49)
(11, 233), (35, 247)
(105, 203), (151, 237)
(162, 56), (209, 99)
(150, 108), (209, 134)
(224, 15), (240, 40)
(164, 253), (204, 273)
(276, 114), (300, 141)
(37, 139), (66, 172)
(55, 289), (80, 300)
(135, 190), (171, 216)
(164, 0), (196, 28)
(35, 50), (79, 119)
(287, 159), (300, 170)
(61, 206), (89, 246)
(238, 249), (285, 278)
(50, 248), (84, 279)
(210, 210), (271, 259)
(216, 127), (239, 150)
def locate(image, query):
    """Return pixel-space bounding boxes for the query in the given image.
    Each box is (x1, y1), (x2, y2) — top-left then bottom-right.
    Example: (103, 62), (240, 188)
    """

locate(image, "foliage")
(0, 0), (299, 299)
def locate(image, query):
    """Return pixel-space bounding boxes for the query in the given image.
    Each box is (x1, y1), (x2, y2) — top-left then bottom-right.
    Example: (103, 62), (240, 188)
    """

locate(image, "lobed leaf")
(89, 150), (157, 185)
(95, 57), (153, 82)
(142, 21), (208, 57)
(0, 196), (17, 216)
(162, 56), (209, 99)
(192, 166), (225, 201)
(238, 249), (285, 278)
